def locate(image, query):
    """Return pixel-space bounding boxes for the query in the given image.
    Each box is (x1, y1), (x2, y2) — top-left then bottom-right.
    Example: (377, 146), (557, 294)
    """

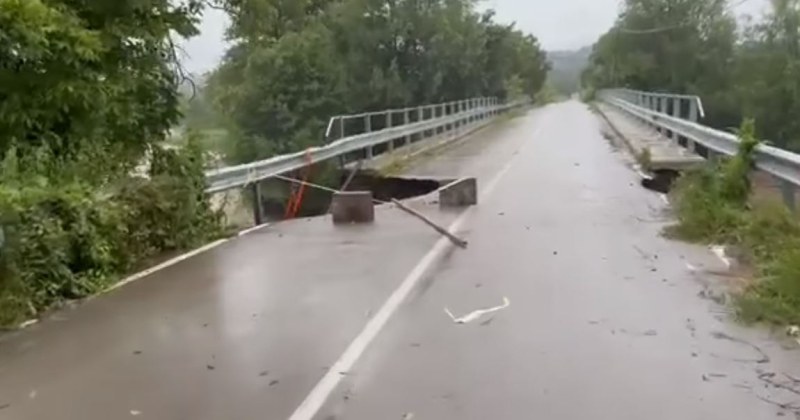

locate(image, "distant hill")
(547, 46), (592, 95)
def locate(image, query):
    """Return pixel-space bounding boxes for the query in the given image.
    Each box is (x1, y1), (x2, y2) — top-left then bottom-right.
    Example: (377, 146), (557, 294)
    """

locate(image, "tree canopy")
(583, 0), (800, 151)
(205, 0), (550, 163)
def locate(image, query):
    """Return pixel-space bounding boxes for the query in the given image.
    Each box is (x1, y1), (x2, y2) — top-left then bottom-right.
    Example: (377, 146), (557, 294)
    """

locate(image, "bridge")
(2, 95), (800, 419)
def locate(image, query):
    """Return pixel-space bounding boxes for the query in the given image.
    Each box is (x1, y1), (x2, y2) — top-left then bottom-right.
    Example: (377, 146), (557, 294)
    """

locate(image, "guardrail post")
(686, 100), (699, 153)
(418, 107), (425, 140)
(781, 180), (797, 212)
(440, 103), (446, 135)
(364, 114), (373, 159)
(336, 117), (347, 167)
(403, 109), (410, 146)
(251, 182), (263, 225)
(386, 111), (394, 152)
(671, 97), (682, 144)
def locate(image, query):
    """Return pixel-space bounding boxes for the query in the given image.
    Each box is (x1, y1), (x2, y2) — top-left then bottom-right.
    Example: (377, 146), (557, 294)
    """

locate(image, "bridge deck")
(2, 102), (799, 420)
(597, 102), (706, 171)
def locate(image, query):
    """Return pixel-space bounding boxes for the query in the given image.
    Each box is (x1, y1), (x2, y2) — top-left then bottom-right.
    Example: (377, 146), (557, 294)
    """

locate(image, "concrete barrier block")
(439, 178), (477, 208)
(331, 191), (375, 224)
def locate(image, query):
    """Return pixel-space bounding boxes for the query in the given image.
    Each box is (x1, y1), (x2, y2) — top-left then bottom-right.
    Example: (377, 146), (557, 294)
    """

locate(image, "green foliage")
(0, 0), (203, 170)
(0, 138), (221, 327)
(207, 0), (550, 164)
(0, 0), (224, 326)
(670, 120), (800, 324)
(582, 0), (800, 151)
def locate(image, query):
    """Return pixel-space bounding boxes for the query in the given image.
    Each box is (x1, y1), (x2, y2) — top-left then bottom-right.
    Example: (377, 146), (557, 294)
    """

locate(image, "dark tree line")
(205, 0), (550, 163)
(583, 0), (800, 151)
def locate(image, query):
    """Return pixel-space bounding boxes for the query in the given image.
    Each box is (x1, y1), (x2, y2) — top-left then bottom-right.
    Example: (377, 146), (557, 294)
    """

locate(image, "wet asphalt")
(2, 101), (800, 419)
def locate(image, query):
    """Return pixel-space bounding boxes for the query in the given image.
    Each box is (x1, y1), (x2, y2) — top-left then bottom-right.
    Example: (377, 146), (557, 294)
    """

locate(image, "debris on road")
(391, 199), (467, 248)
(0, 403), (9, 410)
(710, 331), (770, 364)
(269, 379), (280, 386)
(444, 297), (510, 324)
(130, 410), (142, 416)
(786, 326), (800, 337)
(710, 245), (733, 269)
(28, 390), (36, 400)
(402, 413), (415, 420)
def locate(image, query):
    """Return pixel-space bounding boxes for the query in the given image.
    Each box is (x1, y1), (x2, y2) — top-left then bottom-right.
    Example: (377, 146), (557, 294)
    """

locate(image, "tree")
(583, 0), (739, 129)
(0, 0), (202, 175)
(735, 0), (800, 149)
(207, 0), (550, 164)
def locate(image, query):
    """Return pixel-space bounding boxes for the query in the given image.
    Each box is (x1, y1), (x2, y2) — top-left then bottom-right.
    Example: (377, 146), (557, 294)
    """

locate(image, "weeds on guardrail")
(669, 120), (800, 324)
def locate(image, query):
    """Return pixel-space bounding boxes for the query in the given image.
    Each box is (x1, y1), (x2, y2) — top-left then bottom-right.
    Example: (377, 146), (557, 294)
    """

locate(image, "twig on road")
(391, 199), (468, 248)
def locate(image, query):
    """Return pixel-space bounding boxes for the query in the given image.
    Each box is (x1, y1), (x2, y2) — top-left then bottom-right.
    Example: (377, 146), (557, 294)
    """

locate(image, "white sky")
(179, 0), (772, 75)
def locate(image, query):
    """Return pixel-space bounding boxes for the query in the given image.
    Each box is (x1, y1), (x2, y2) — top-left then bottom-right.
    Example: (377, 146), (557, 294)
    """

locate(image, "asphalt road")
(2, 101), (799, 419)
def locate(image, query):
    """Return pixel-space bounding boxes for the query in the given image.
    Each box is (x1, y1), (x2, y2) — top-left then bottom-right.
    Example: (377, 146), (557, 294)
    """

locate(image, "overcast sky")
(179, 0), (771, 75)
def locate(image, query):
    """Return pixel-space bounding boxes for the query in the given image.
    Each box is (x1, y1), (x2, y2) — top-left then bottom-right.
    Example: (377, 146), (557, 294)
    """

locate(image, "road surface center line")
(287, 121), (544, 420)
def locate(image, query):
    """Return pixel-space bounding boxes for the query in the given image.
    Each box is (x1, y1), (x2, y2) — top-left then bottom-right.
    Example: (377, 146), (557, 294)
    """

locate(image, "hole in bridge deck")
(257, 170), (446, 221)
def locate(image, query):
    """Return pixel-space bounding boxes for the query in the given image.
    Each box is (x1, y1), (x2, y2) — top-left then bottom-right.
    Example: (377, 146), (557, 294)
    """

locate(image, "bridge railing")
(205, 96), (527, 223)
(600, 89), (800, 211)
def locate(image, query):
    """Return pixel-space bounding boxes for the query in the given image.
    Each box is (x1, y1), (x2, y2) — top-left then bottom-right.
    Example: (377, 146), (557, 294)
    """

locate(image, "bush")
(670, 119), (800, 324)
(0, 138), (221, 327)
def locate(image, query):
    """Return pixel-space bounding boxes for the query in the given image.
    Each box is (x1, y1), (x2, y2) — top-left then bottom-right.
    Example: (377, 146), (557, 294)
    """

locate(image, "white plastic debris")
(787, 325), (800, 337)
(130, 410), (142, 416)
(710, 245), (732, 269)
(445, 297), (510, 324)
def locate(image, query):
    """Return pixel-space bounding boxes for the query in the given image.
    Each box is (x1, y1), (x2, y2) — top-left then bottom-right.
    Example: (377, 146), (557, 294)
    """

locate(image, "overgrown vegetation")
(669, 120), (800, 324)
(204, 0), (550, 165)
(0, 0), (222, 326)
(583, 0), (800, 152)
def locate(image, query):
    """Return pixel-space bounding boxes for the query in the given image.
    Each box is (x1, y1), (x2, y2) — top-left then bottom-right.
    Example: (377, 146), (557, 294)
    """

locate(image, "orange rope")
(284, 149), (314, 219)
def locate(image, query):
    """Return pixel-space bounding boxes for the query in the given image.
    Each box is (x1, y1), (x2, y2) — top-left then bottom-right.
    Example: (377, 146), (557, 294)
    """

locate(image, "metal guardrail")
(324, 97), (499, 142)
(600, 89), (800, 210)
(204, 96), (527, 223)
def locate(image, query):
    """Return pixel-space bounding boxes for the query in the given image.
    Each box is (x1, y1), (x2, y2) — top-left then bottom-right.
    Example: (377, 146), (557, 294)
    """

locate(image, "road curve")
(2, 101), (799, 420)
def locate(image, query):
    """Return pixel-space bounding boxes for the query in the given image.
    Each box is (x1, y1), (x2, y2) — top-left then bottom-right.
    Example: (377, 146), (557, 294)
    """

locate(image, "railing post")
(440, 103), (446, 135)
(658, 96), (668, 135)
(671, 97), (682, 144)
(386, 111), (394, 152)
(688, 100), (699, 122)
(251, 182), (263, 226)
(364, 114), (373, 159)
(403, 109), (410, 146)
(781, 180), (797, 213)
(418, 106), (425, 140)
(686, 99), (699, 153)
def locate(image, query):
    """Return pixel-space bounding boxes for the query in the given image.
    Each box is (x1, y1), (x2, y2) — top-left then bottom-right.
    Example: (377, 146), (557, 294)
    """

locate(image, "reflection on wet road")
(1, 101), (799, 420)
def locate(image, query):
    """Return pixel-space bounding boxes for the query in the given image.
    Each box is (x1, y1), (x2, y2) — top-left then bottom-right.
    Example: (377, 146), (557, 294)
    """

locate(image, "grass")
(669, 120), (800, 325)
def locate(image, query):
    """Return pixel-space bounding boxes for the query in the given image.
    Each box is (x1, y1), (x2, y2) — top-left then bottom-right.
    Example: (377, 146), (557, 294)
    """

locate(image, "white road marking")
(104, 222), (271, 295)
(102, 239), (229, 294)
(238, 222), (272, 237)
(286, 122), (543, 420)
